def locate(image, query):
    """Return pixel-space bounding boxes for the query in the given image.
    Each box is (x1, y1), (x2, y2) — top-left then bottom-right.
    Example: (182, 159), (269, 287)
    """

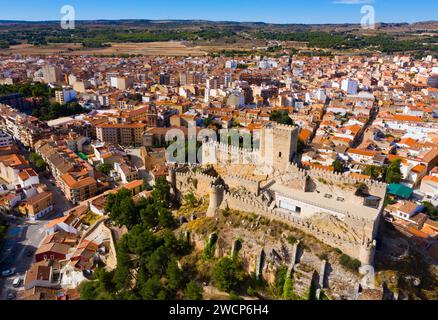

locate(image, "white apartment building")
(0, 131), (13, 147)
(341, 78), (358, 95)
(55, 88), (77, 104)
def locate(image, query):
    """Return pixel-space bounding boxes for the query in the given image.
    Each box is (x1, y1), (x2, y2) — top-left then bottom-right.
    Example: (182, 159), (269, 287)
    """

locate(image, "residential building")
(55, 88), (77, 104)
(96, 123), (146, 146)
(18, 191), (54, 220)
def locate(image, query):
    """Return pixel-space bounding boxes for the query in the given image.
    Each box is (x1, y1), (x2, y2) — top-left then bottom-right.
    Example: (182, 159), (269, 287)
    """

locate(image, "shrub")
(247, 286), (257, 296)
(283, 275), (300, 300)
(286, 235), (297, 245)
(184, 281), (203, 300)
(222, 205), (231, 217)
(212, 257), (245, 293)
(203, 233), (218, 259)
(339, 254), (361, 272)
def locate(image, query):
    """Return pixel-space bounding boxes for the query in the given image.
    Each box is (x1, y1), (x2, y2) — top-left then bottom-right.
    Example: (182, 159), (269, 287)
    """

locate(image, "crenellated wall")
(174, 170), (217, 197)
(224, 174), (261, 195)
(173, 138), (385, 267)
(216, 189), (375, 265)
(202, 140), (260, 166)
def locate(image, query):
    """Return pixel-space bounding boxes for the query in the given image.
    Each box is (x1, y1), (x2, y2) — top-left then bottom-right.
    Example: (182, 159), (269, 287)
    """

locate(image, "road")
(0, 177), (73, 300)
(40, 176), (74, 214)
(0, 216), (45, 299)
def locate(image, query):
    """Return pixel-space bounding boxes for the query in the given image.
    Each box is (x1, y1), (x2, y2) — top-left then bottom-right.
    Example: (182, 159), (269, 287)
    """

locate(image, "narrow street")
(0, 175), (74, 300)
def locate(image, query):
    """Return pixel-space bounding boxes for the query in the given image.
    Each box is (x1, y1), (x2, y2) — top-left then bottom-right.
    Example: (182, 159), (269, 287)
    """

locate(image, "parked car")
(1, 269), (15, 277)
(12, 277), (22, 287)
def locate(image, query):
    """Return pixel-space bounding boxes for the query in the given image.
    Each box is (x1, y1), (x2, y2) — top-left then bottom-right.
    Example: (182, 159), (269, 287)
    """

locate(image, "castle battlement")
(265, 123), (298, 132)
(308, 166), (387, 195)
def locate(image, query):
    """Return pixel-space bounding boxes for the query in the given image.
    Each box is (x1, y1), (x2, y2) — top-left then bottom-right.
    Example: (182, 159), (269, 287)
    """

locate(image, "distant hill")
(0, 19), (436, 56)
(0, 19), (437, 32)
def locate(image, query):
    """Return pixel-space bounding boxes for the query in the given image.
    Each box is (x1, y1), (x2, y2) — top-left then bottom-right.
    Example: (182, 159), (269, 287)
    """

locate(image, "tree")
(81, 176), (191, 301)
(332, 160), (344, 173)
(158, 207), (175, 229)
(166, 259), (185, 291)
(270, 110), (293, 125)
(212, 257), (245, 293)
(183, 192), (198, 208)
(422, 201), (438, 221)
(385, 159), (402, 184)
(79, 277), (113, 300)
(142, 178), (153, 191)
(29, 152), (47, 172)
(184, 281), (203, 300)
(98, 163), (112, 175)
(139, 275), (163, 300)
(364, 165), (383, 180)
(94, 268), (116, 293)
(119, 197), (140, 228)
(139, 203), (159, 229)
(126, 225), (156, 255)
(146, 246), (170, 275)
(228, 291), (243, 300)
(80, 281), (99, 300)
(152, 176), (171, 207)
(113, 237), (133, 292)
(106, 189), (140, 228)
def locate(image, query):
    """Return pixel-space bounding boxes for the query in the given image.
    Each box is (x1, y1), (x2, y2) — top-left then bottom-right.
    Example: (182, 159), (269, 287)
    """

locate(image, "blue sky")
(0, 0), (436, 24)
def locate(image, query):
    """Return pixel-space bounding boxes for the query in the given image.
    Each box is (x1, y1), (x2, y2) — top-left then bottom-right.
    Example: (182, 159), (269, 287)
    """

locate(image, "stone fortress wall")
(169, 124), (385, 266)
(170, 163), (382, 266)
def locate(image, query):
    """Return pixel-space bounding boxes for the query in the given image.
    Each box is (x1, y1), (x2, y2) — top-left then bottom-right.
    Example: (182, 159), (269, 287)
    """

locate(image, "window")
(278, 152), (282, 157)
(296, 206), (301, 213)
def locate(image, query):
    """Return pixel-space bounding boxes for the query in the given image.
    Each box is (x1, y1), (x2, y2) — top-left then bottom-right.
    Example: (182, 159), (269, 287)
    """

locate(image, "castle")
(169, 123), (386, 266)
(201, 123), (299, 175)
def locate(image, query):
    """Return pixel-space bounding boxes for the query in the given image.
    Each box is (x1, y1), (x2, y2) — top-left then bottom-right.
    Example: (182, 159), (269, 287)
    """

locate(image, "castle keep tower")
(259, 124), (299, 172)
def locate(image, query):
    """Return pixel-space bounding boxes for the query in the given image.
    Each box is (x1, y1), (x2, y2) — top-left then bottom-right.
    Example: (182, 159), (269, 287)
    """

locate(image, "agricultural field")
(0, 41), (208, 56)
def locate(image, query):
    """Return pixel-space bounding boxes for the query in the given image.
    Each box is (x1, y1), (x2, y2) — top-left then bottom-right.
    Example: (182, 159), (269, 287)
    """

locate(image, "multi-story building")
(113, 162), (139, 184)
(55, 88), (77, 104)
(35, 140), (97, 204)
(341, 78), (358, 95)
(60, 171), (97, 205)
(0, 131), (13, 147)
(96, 123), (146, 146)
(18, 191), (54, 220)
(0, 153), (29, 184)
(110, 76), (134, 90)
(42, 65), (63, 84)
